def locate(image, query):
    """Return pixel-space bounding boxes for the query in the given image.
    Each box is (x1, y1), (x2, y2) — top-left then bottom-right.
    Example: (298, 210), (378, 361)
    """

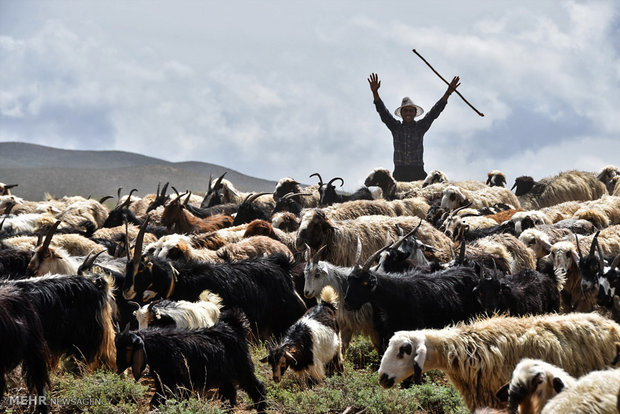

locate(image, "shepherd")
(368, 72), (460, 182)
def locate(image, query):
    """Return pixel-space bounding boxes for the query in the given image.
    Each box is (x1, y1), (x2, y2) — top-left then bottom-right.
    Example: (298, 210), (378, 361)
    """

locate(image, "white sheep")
(440, 185), (521, 211)
(377, 312), (620, 411)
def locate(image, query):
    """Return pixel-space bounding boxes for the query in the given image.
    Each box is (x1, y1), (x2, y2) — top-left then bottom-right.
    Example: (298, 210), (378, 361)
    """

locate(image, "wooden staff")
(412, 49), (484, 117)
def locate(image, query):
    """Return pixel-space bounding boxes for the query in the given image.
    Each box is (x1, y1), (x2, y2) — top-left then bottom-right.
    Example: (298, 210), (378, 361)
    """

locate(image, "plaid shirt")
(374, 97), (447, 168)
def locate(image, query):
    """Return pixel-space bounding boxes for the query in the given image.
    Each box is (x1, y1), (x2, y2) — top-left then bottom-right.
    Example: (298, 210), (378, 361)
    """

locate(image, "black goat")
(0, 248), (33, 279)
(200, 172), (227, 208)
(123, 229), (306, 340)
(232, 193), (273, 226)
(115, 309), (267, 411)
(472, 268), (561, 316)
(343, 249), (481, 352)
(311, 173), (373, 206)
(0, 285), (49, 413)
(6, 274), (116, 370)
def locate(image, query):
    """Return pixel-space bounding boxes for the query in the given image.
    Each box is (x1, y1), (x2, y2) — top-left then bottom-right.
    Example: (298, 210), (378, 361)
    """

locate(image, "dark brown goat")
(244, 219), (279, 240)
(161, 194), (233, 234)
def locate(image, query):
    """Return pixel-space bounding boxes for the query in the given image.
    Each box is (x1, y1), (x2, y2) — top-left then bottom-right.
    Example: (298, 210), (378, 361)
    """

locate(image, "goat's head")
(303, 244), (328, 298)
(344, 238), (390, 310)
(201, 173), (227, 208)
(550, 241), (579, 280)
(271, 211), (301, 232)
(422, 170), (447, 188)
(440, 186), (467, 210)
(27, 220), (62, 276)
(115, 324), (147, 380)
(271, 192), (309, 216)
(295, 209), (334, 252)
(486, 170), (506, 187)
(472, 268), (507, 313)
(0, 183), (18, 196)
(260, 344), (296, 383)
(318, 177), (344, 206)
(511, 176), (535, 196)
(273, 177), (301, 201)
(579, 231), (605, 294)
(232, 192), (271, 226)
(519, 229), (553, 258)
(103, 188), (139, 228)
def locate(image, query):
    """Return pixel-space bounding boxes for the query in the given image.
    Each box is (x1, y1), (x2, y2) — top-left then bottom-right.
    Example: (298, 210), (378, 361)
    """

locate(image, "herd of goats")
(1, 164), (620, 413)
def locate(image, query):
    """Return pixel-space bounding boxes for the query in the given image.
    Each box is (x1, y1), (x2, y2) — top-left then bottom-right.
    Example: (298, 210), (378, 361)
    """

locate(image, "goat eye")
(361, 281), (368, 286)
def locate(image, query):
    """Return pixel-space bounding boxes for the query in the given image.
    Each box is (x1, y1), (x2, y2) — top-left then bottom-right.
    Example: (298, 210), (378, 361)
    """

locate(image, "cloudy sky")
(1, 1), (619, 191)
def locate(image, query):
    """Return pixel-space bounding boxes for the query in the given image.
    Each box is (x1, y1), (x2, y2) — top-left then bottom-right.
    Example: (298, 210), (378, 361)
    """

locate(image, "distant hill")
(0, 142), (279, 201)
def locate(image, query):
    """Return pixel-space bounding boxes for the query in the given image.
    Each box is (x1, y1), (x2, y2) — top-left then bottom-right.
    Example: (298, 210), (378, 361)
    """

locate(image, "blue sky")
(1, 1), (619, 190)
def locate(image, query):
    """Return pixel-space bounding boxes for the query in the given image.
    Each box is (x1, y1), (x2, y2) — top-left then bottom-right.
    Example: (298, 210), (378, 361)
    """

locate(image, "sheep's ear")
(413, 340), (427, 385)
(397, 343), (412, 358)
(496, 383), (509, 402)
(552, 377), (565, 394)
(131, 344), (147, 380)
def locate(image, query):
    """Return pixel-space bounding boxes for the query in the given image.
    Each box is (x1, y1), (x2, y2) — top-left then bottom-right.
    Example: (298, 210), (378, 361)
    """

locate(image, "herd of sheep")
(1, 164), (620, 413)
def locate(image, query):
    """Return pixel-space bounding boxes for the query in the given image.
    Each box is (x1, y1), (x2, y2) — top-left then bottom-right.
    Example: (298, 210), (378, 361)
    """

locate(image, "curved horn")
(309, 173), (324, 186)
(127, 301), (141, 310)
(183, 191), (192, 206)
(2, 202), (15, 216)
(160, 182), (169, 198)
(171, 190), (189, 204)
(147, 298), (163, 310)
(589, 231), (600, 257)
(361, 240), (393, 272)
(40, 220), (62, 255)
(574, 233), (583, 261)
(117, 187), (123, 202)
(213, 172), (226, 190)
(120, 188), (138, 209)
(281, 192), (313, 201)
(99, 195), (113, 204)
(245, 192), (270, 204)
(172, 186), (180, 197)
(77, 249), (107, 275)
(132, 216), (150, 273)
(5, 184), (18, 189)
(610, 254), (620, 270)
(327, 177), (344, 187)
(156, 182), (162, 197)
(311, 244), (328, 264)
(391, 219), (423, 251)
(595, 235), (605, 271)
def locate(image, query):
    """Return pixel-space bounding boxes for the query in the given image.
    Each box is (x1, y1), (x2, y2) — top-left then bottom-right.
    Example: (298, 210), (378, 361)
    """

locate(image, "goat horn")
(574, 233), (583, 261)
(117, 187), (123, 202)
(245, 192), (270, 204)
(127, 301), (141, 310)
(40, 220), (62, 255)
(594, 233), (605, 270)
(206, 174), (213, 193)
(361, 240), (393, 272)
(99, 195), (113, 204)
(2, 202), (15, 216)
(311, 244), (328, 264)
(327, 177), (344, 187)
(214, 172), (226, 190)
(132, 216), (150, 274)
(589, 231), (600, 257)
(172, 190), (188, 204)
(5, 184), (18, 189)
(120, 189), (138, 209)
(610, 254), (620, 270)
(172, 186), (180, 197)
(77, 249), (106, 275)
(281, 192), (313, 201)
(156, 182), (161, 197)
(457, 241), (466, 264)
(184, 191), (192, 206)
(309, 172), (324, 186)
(160, 182), (169, 198)
(391, 219), (423, 250)
(353, 237), (363, 271)
(147, 298), (163, 310)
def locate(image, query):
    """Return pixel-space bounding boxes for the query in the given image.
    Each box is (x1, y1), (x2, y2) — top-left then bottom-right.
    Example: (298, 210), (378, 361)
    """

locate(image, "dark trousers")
(393, 165), (427, 182)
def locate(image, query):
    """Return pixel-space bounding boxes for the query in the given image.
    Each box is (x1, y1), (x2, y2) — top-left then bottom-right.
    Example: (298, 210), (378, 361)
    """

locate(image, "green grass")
(0, 336), (468, 413)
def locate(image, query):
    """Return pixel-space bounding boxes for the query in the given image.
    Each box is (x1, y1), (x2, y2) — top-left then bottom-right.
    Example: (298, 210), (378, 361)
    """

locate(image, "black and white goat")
(0, 285), (49, 413)
(311, 173), (373, 206)
(262, 286), (343, 385)
(115, 309), (267, 411)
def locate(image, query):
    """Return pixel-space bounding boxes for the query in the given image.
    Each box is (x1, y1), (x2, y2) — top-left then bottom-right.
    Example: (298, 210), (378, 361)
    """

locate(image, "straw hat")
(394, 97), (424, 118)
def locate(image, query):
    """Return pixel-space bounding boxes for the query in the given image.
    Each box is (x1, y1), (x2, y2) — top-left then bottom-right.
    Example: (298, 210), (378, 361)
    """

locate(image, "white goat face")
(379, 332), (425, 388)
(303, 262), (328, 298)
(551, 244), (578, 278)
(440, 186), (464, 211)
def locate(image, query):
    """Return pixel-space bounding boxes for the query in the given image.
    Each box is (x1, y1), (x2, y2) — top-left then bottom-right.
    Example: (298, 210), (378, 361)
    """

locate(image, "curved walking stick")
(412, 49), (484, 117)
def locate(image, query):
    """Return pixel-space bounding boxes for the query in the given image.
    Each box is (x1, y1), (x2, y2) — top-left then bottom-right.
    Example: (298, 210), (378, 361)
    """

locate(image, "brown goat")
(161, 194), (233, 234)
(485, 208), (524, 224)
(243, 219), (279, 240)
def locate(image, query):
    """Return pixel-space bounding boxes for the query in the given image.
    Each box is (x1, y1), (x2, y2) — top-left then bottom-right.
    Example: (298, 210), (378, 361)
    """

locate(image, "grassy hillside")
(0, 142), (279, 201)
